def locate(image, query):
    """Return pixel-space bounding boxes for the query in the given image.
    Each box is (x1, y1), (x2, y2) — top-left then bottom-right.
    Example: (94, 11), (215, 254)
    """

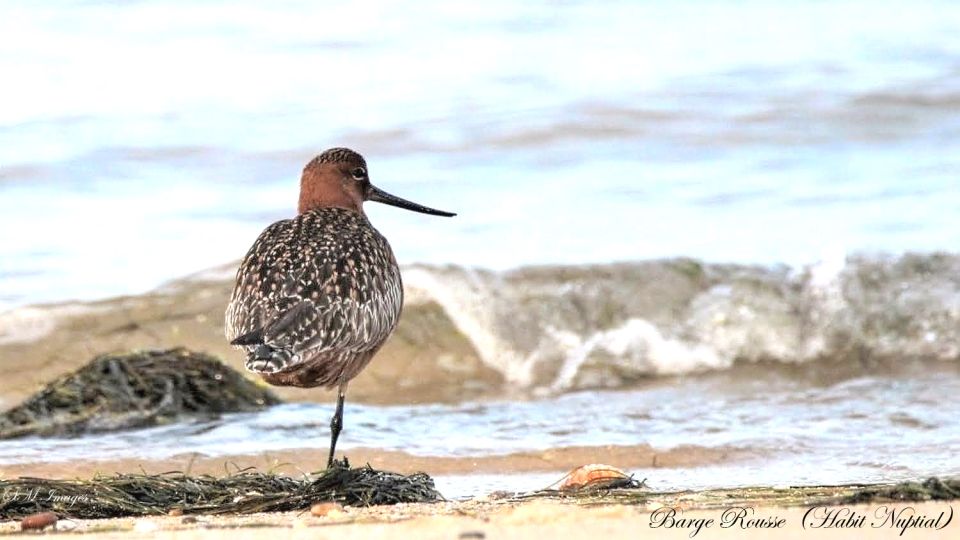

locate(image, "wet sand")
(0, 443), (744, 479)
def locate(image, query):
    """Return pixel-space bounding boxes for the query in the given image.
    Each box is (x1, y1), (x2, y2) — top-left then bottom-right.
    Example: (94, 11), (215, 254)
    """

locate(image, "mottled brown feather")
(225, 207), (403, 388)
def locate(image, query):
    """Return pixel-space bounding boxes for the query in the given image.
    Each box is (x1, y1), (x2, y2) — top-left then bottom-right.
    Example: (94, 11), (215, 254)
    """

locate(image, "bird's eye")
(351, 167), (367, 179)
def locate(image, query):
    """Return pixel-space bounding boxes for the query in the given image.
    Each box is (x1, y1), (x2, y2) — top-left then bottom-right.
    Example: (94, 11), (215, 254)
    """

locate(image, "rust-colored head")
(297, 148), (456, 217)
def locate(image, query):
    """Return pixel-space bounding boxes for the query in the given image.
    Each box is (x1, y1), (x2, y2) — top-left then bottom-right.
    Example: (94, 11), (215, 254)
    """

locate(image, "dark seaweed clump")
(0, 348), (281, 439)
(845, 477), (960, 503)
(0, 462), (441, 519)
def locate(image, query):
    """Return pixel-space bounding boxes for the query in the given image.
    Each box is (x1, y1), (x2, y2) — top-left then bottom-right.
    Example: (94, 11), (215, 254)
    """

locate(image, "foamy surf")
(404, 253), (960, 391)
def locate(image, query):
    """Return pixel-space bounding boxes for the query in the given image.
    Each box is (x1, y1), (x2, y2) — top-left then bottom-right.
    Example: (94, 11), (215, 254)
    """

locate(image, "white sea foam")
(549, 319), (728, 392)
(406, 254), (960, 391)
(405, 266), (532, 385)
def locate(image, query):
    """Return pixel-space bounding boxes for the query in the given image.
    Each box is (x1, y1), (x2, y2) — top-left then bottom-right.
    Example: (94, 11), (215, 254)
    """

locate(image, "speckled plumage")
(224, 147), (453, 468)
(225, 207), (403, 389)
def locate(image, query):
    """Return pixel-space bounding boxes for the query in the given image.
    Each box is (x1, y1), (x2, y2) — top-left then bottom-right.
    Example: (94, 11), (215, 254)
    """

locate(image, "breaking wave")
(404, 252), (960, 391)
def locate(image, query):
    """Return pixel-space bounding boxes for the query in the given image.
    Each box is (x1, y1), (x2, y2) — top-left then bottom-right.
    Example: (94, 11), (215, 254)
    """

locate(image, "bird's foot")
(327, 456), (350, 470)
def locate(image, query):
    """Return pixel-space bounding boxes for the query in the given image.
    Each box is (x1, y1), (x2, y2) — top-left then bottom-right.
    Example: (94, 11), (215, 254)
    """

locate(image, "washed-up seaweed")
(844, 477), (960, 503)
(0, 348), (281, 439)
(0, 463), (441, 520)
(506, 476), (960, 508)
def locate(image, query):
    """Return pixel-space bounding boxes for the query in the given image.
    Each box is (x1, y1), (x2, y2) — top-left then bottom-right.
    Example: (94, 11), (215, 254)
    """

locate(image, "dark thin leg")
(327, 389), (345, 468)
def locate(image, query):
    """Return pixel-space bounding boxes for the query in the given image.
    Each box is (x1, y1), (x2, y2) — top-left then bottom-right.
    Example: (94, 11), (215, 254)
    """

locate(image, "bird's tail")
(230, 328), (296, 374)
(245, 344), (296, 374)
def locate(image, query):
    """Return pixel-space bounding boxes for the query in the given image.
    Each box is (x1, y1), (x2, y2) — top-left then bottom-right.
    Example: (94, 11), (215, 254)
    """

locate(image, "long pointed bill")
(367, 185), (456, 217)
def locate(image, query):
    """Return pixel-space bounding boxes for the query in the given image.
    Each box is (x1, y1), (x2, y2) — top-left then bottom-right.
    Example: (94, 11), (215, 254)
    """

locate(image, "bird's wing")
(225, 216), (402, 359)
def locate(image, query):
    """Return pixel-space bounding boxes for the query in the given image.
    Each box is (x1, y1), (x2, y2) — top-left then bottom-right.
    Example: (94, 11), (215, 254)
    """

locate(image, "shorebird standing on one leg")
(225, 148), (455, 467)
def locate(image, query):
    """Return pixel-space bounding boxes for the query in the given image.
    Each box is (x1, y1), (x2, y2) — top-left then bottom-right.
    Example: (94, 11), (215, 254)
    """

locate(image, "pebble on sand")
(56, 519), (78, 532)
(310, 502), (345, 517)
(20, 512), (58, 531)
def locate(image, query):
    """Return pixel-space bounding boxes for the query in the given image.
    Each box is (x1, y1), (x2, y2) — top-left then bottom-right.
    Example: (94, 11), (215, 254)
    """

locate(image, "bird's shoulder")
(249, 208), (387, 259)
(226, 208), (401, 344)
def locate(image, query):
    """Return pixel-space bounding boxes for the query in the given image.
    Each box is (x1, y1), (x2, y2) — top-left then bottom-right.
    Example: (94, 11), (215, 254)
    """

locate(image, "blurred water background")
(1, 1), (959, 492)
(1, 0), (959, 310)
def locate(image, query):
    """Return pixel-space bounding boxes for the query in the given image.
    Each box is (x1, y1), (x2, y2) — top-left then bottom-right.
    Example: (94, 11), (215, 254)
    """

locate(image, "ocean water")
(2, 0), (960, 311)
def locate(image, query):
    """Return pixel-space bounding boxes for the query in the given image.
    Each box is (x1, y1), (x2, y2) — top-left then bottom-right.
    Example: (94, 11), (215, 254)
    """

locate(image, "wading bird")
(225, 148), (455, 467)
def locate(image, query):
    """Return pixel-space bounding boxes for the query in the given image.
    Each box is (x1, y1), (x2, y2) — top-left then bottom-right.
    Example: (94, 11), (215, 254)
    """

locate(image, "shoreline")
(0, 443), (745, 479)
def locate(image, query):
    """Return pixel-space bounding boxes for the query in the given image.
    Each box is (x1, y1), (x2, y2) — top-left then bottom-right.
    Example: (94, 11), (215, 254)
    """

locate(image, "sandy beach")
(0, 489), (954, 539)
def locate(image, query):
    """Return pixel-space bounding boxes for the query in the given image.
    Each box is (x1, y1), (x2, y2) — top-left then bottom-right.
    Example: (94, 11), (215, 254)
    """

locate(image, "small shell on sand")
(556, 463), (630, 490)
(310, 502), (345, 517)
(20, 511), (58, 531)
(56, 519), (78, 532)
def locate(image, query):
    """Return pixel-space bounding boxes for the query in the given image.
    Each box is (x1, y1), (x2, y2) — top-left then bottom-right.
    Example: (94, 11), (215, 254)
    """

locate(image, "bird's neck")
(297, 175), (364, 215)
